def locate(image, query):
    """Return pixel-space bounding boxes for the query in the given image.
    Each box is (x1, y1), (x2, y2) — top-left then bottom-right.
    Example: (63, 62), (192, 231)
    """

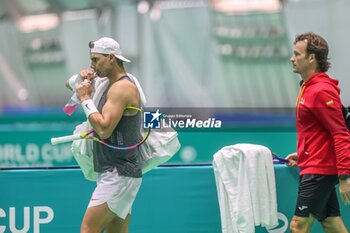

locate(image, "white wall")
(284, 0), (350, 105)
(1, 0), (350, 109)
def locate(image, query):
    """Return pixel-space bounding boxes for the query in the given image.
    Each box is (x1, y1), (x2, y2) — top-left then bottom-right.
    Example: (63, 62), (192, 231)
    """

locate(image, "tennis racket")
(52, 105), (150, 150)
(272, 152), (289, 164)
(51, 128), (150, 150)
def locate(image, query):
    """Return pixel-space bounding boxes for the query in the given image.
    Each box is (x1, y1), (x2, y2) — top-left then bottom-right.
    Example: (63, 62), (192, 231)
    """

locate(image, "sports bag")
(71, 121), (97, 181)
(139, 126), (181, 174)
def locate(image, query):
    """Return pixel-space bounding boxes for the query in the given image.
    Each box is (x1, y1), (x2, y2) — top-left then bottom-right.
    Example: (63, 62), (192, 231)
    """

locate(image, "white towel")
(92, 73), (147, 107)
(127, 73), (147, 106)
(213, 143), (278, 233)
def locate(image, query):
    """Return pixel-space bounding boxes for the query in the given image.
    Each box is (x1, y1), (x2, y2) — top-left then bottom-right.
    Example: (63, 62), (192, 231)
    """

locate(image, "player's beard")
(94, 69), (102, 77)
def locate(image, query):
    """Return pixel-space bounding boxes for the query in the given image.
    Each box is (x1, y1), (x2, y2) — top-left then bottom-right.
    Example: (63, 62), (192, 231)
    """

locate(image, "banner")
(1, 165), (347, 233)
(0, 125), (76, 167)
(0, 124), (296, 167)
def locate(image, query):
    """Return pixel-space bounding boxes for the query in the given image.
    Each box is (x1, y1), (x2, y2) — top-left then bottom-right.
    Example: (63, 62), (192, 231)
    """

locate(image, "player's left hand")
(76, 79), (93, 101)
(339, 178), (350, 205)
(285, 152), (298, 167)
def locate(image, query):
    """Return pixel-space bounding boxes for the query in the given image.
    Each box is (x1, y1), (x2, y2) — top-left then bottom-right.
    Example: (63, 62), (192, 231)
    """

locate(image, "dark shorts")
(295, 174), (340, 221)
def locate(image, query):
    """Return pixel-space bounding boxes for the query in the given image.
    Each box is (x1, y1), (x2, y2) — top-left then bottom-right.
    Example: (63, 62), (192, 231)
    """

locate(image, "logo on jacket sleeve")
(326, 100), (334, 105)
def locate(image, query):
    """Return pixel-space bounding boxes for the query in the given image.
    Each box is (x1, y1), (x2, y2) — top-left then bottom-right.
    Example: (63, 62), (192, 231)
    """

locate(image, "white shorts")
(88, 168), (142, 219)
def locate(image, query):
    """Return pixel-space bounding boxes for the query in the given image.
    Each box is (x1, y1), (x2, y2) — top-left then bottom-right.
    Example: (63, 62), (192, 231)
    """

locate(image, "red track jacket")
(296, 72), (350, 176)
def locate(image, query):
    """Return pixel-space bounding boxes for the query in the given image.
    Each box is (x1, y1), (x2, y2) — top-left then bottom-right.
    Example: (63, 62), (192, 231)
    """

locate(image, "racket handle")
(51, 134), (82, 145)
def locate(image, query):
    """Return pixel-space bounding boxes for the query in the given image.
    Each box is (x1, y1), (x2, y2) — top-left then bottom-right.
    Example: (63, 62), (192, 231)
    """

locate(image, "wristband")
(81, 99), (98, 117)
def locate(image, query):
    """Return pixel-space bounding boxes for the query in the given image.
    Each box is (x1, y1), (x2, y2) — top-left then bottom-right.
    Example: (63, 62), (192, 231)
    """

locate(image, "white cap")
(89, 37), (130, 62)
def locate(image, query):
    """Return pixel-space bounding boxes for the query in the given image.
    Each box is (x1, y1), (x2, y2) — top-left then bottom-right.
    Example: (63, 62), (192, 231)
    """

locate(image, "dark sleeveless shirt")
(92, 76), (142, 177)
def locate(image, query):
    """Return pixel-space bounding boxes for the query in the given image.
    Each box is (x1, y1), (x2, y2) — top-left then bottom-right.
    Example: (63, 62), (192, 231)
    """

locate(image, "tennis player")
(73, 37), (143, 233)
(286, 32), (350, 233)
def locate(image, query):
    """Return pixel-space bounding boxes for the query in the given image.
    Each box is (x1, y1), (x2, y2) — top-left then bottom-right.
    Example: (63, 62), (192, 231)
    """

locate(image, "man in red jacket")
(286, 32), (350, 233)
